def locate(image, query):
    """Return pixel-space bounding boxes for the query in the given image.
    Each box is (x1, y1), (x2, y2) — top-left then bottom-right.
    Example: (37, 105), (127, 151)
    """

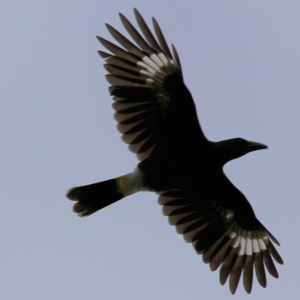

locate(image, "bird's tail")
(66, 174), (139, 217)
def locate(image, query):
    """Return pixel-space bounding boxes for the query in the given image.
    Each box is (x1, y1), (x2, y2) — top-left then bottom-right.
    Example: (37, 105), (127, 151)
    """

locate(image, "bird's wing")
(98, 9), (208, 161)
(157, 180), (283, 294)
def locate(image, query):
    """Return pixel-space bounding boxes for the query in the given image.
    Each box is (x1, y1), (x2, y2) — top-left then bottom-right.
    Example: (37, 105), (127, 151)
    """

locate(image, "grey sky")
(1, 1), (300, 299)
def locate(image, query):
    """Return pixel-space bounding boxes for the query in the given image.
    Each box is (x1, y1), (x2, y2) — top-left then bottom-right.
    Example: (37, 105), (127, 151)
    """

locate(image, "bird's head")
(215, 138), (268, 165)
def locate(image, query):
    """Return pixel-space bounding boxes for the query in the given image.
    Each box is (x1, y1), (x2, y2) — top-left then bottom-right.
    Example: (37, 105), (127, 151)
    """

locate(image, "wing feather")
(157, 189), (283, 294)
(98, 9), (207, 160)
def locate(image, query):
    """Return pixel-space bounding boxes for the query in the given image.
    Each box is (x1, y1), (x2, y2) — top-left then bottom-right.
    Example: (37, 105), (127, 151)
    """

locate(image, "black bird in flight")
(67, 8), (283, 294)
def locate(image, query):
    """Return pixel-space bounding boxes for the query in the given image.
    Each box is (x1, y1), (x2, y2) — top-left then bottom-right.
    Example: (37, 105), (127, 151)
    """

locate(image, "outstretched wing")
(157, 176), (283, 294)
(98, 9), (208, 161)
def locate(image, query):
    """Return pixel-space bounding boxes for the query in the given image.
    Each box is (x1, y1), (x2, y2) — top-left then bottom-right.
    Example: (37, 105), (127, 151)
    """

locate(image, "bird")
(66, 8), (283, 294)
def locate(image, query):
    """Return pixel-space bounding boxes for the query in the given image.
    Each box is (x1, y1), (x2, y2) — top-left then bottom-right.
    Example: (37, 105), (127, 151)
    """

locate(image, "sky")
(1, 1), (300, 299)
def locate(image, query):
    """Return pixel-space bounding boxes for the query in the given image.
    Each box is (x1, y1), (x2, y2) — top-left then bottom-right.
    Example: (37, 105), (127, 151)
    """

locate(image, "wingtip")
(97, 50), (112, 59)
(229, 276), (240, 295)
(133, 8), (143, 24)
(266, 228), (280, 246)
(96, 36), (104, 44)
(119, 12), (125, 19)
(230, 289), (236, 295)
(133, 8), (139, 15)
(118, 13), (125, 25)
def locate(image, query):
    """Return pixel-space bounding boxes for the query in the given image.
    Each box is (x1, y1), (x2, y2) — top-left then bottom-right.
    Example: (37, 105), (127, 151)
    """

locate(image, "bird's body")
(67, 9), (283, 294)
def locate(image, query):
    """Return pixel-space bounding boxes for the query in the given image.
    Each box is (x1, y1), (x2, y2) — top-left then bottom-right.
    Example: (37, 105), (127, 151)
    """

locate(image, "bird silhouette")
(66, 9), (283, 294)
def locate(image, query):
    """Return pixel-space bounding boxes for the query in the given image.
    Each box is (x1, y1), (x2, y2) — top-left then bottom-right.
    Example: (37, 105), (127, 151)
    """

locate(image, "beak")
(247, 141), (268, 152)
